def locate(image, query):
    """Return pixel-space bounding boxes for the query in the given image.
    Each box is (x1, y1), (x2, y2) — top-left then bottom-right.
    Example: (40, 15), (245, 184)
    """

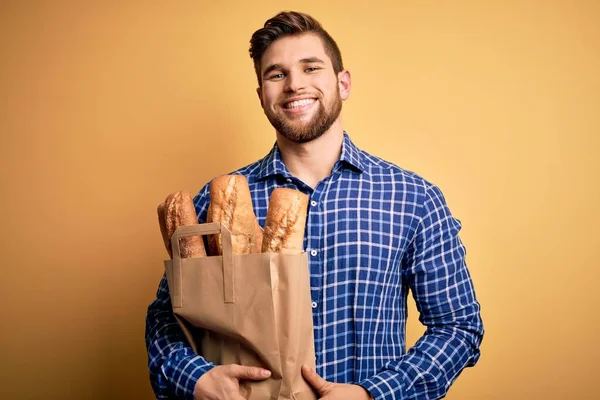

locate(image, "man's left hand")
(301, 365), (374, 400)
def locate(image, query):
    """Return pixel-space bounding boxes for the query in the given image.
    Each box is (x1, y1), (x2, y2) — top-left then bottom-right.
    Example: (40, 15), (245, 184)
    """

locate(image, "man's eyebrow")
(263, 63), (282, 78)
(300, 57), (325, 64)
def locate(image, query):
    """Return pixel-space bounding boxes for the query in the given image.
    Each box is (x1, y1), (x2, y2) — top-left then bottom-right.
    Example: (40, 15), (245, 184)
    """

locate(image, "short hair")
(249, 11), (344, 86)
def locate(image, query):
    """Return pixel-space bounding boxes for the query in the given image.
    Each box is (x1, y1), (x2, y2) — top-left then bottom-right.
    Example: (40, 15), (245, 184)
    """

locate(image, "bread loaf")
(158, 191), (206, 258)
(207, 175), (263, 255)
(205, 202), (220, 256)
(157, 202), (172, 258)
(158, 178), (307, 258)
(262, 188), (308, 254)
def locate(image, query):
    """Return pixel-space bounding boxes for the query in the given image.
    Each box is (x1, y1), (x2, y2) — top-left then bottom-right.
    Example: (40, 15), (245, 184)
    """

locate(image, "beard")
(265, 92), (343, 144)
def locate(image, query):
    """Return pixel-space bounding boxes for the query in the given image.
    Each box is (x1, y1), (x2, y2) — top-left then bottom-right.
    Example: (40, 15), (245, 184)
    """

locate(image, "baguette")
(157, 202), (172, 258)
(207, 175), (263, 255)
(262, 188), (308, 254)
(158, 191), (206, 258)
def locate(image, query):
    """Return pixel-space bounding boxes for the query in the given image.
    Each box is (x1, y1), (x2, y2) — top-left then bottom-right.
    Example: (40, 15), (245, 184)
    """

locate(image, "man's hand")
(301, 365), (374, 400)
(193, 364), (271, 400)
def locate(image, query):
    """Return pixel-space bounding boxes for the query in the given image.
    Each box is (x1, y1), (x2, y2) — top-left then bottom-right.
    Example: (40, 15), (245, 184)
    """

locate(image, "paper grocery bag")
(164, 223), (317, 400)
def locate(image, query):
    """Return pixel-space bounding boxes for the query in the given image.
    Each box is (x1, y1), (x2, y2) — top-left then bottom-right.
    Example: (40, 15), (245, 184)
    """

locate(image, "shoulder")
(357, 147), (457, 220)
(360, 151), (461, 245)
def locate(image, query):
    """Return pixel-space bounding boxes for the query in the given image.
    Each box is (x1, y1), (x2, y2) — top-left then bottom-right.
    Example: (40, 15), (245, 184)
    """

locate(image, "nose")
(284, 70), (306, 93)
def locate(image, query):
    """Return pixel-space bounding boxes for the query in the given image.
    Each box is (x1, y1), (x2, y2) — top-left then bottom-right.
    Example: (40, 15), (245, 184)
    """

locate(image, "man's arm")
(145, 275), (217, 399)
(144, 184), (215, 399)
(359, 183), (484, 400)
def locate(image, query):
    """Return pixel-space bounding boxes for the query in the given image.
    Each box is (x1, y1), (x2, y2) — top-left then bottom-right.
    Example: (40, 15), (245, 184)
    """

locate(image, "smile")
(283, 98), (316, 109)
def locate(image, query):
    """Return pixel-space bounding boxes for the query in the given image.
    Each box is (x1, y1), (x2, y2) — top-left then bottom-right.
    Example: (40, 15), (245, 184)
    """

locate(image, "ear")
(338, 70), (351, 101)
(256, 86), (264, 108)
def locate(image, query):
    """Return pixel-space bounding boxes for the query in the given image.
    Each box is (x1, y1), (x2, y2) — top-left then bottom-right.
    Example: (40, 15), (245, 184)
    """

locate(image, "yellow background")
(1, 1), (599, 399)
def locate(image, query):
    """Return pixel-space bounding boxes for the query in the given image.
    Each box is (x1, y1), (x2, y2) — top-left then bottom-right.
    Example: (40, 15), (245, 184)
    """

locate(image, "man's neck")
(276, 122), (344, 189)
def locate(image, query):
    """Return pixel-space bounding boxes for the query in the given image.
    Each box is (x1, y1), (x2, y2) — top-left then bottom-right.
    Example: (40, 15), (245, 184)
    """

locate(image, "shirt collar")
(257, 142), (290, 180)
(257, 132), (365, 180)
(338, 131), (365, 173)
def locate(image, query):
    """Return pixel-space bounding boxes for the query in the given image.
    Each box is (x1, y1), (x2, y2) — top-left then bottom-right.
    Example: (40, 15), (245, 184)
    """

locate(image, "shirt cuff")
(359, 370), (404, 400)
(165, 355), (216, 400)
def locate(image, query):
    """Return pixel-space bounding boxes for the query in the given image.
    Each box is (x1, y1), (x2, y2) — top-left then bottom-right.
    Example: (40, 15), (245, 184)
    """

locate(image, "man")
(146, 10), (484, 400)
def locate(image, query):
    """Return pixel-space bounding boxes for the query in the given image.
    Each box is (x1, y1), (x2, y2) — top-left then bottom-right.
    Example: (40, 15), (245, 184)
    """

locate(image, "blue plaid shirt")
(145, 132), (484, 399)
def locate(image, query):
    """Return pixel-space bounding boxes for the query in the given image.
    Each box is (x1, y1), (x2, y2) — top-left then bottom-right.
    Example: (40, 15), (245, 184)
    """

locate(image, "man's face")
(257, 33), (349, 143)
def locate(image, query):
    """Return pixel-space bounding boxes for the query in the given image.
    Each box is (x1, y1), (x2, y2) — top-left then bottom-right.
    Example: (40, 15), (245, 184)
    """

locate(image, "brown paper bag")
(164, 222), (317, 400)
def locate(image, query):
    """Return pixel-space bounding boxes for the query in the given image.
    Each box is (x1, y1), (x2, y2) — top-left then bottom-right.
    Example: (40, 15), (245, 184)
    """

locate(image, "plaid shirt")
(145, 132), (484, 399)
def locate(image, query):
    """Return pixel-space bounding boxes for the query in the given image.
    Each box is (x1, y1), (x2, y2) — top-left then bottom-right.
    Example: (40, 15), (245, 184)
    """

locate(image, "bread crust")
(262, 188), (308, 254)
(159, 191), (206, 258)
(157, 202), (172, 258)
(208, 175), (263, 255)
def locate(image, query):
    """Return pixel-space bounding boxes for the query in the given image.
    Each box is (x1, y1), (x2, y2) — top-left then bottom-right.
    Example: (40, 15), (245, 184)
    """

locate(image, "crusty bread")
(158, 179), (305, 258)
(205, 202), (219, 256)
(159, 191), (206, 258)
(157, 202), (172, 258)
(262, 188), (308, 254)
(208, 175), (263, 255)
(206, 200), (263, 255)
(253, 219), (263, 253)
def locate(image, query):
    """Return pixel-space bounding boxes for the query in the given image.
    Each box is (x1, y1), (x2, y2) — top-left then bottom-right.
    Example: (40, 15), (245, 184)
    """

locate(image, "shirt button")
(311, 301), (317, 309)
(310, 200), (318, 207)
(310, 249), (318, 256)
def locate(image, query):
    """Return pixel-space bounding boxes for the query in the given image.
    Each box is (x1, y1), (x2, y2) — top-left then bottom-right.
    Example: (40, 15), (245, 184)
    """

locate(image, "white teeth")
(286, 99), (315, 109)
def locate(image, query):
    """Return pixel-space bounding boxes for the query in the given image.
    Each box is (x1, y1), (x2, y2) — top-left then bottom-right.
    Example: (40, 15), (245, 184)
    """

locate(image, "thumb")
(301, 364), (328, 394)
(229, 364), (272, 381)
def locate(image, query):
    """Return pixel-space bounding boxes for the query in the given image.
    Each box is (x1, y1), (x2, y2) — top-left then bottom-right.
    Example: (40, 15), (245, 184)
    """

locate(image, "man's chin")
(278, 128), (325, 144)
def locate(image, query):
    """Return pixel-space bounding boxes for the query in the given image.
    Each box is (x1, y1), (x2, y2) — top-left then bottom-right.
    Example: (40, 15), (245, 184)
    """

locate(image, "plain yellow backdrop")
(1, 1), (598, 399)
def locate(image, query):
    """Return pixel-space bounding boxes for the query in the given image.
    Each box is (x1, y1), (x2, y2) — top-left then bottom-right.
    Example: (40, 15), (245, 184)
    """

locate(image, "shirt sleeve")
(358, 183), (484, 400)
(144, 183), (215, 399)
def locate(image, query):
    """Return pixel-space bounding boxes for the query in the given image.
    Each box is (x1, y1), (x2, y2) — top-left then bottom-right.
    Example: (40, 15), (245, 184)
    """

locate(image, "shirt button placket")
(307, 193), (323, 362)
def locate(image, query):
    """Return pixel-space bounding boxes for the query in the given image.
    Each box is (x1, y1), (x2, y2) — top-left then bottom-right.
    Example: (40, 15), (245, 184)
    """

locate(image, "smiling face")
(257, 33), (350, 143)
